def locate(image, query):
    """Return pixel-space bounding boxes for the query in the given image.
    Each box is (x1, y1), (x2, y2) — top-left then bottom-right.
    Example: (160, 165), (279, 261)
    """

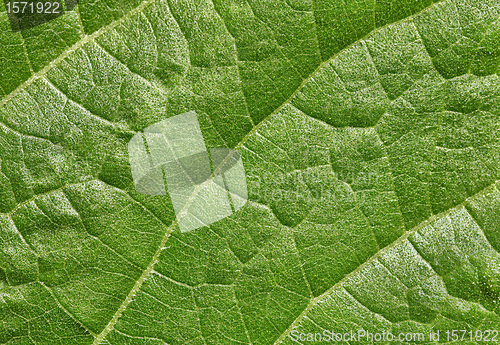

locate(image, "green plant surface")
(0, 0), (499, 344)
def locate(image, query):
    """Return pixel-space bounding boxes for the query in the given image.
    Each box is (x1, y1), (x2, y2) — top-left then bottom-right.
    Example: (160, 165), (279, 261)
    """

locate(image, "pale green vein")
(93, 2), (454, 345)
(0, 0), (158, 111)
(91, 2), (452, 343)
(273, 180), (500, 345)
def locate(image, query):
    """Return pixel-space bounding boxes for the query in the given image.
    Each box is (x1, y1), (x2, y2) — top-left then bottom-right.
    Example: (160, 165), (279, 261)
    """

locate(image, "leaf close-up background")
(1, 0), (500, 344)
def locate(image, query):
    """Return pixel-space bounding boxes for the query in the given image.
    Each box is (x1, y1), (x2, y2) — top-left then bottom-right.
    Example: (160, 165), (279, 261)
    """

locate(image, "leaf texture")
(0, 0), (499, 344)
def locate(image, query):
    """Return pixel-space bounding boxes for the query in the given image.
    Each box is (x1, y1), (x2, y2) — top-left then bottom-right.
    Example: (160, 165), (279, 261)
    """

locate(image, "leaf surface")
(0, 0), (499, 344)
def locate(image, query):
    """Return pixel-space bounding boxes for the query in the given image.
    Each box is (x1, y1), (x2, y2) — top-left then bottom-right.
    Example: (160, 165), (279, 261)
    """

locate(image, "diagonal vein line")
(273, 180), (500, 345)
(41, 282), (97, 337)
(0, 0), (455, 343)
(92, 1), (452, 343)
(92, 221), (178, 344)
(92, 172), (221, 343)
(230, 0), (448, 151)
(0, 0), (158, 111)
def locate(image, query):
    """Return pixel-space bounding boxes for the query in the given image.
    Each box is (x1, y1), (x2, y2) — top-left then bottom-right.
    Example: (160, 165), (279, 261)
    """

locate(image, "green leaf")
(0, 0), (499, 344)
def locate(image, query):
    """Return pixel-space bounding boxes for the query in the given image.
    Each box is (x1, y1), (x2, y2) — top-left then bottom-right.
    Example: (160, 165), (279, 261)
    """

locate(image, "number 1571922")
(5, 2), (61, 14)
